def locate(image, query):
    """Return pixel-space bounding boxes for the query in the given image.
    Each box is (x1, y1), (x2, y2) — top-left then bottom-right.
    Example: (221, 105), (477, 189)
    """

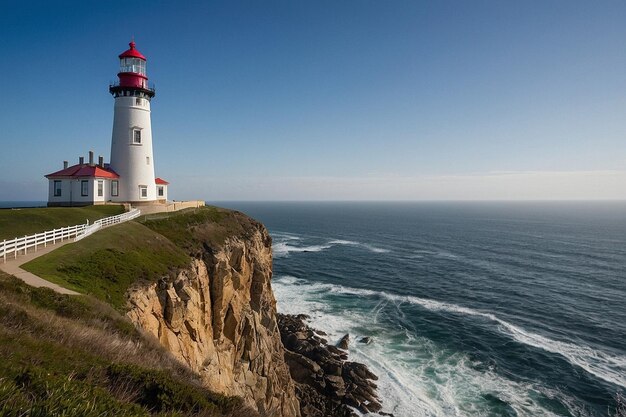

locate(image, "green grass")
(0, 207), (267, 415)
(22, 221), (190, 310)
(20, 206), (259, 310)
(0, 271), (253, 417)
(0, 205), (125, 240)
(141, 206), (260, 252)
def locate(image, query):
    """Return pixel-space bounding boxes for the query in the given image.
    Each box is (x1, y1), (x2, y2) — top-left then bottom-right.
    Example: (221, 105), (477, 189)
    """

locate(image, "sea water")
(218, 202), (626, 417)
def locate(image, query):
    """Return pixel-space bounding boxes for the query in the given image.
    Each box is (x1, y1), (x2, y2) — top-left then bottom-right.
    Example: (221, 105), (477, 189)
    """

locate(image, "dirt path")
(0, 242), (79, 295)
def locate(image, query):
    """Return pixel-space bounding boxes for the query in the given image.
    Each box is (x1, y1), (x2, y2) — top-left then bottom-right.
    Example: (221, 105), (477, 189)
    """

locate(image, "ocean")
(0, 201), (46, 209)
(218, 201), (626, 417)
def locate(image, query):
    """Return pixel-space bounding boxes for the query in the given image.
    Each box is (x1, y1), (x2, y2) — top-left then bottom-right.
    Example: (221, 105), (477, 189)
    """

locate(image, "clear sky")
(1, 0), (625, 201)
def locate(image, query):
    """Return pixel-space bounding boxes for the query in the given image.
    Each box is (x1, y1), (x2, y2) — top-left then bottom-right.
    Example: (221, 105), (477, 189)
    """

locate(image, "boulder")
(278, 313), (386, 417)
(337, 334), (350, 350)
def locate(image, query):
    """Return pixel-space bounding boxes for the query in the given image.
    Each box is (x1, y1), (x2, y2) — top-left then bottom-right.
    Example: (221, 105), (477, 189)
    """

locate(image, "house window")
(53, 180), (62, 197)
(81, 180), (89, 197)
(133, 129), (142, 144)
(97, 180), (103, 197)
(139, 185), (148, 198)
(111, 180), (119, 197)
(157, 186), (164, 197)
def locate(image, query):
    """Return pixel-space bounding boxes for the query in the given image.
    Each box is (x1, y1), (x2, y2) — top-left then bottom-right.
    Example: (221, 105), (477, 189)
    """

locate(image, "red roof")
(119, 41), (146, 60)
(155, 177), (169, 185)
(46, 164), (119, 179)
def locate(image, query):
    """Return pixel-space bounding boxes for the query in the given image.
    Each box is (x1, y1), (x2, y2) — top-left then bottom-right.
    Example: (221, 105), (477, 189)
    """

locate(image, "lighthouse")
(109, 41), (158, 203)
(45, 41), (170, 207)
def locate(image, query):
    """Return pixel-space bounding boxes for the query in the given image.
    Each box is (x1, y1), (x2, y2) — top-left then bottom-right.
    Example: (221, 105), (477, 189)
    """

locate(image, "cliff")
(18, 206), (384, 416)
(126, 208), (301, 417)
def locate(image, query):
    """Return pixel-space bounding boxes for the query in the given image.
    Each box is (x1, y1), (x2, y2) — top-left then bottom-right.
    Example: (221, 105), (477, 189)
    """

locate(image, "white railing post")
(5, 208), (141, 260)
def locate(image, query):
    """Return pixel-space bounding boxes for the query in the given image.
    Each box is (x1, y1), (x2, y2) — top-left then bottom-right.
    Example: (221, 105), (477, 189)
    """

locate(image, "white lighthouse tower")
(109, 41), (157, 203)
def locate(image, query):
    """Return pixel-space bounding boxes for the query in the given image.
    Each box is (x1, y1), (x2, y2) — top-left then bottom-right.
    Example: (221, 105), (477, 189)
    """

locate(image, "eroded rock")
(127, 219), (300, 417)
(278, 314), (389, 417)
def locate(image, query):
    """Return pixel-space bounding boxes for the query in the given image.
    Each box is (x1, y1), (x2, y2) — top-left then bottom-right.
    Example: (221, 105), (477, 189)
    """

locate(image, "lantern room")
(116, 41), (149, 90)
(120, 57), (146, 75)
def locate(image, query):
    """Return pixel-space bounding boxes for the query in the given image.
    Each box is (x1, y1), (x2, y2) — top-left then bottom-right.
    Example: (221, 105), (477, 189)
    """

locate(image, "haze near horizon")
(0, 1), (625, 201)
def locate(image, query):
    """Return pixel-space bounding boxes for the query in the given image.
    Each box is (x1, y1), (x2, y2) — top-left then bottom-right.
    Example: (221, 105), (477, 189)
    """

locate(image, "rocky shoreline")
(277, 313), (393, 417)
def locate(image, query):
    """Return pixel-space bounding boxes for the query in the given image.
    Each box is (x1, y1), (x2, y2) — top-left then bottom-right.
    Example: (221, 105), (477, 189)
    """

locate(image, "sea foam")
(317, 281), (626, 389)
(273, 234), (390, 257)
(272, 276), (623, 416)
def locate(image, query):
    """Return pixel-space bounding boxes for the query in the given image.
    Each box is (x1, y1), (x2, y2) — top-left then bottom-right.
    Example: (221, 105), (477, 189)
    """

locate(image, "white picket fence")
(74, 208), (141, 242)
(1, 208), (141, 263)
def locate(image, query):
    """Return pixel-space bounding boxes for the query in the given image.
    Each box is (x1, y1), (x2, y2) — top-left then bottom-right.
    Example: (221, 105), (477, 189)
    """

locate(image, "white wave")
(273, 240), (389, 257)
(362, 243), (390, 253)
(327, 239), (360, 245)
(272, 242), (333, 257)
(273, 276), (579, 417)
(271, 238), (391, 255)
(274, 277), (626, 391)
(324, 283), (626, 390)
(275, 275), (307, 285)
(328, 239), (391, 253)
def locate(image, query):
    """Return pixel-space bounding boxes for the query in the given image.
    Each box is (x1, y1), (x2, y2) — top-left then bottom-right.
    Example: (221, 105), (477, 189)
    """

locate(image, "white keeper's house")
(45, 41), (169, 207)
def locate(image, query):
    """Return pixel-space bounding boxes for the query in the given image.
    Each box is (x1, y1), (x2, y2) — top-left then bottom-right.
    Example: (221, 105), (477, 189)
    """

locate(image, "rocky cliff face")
(126, 213), (300, 417)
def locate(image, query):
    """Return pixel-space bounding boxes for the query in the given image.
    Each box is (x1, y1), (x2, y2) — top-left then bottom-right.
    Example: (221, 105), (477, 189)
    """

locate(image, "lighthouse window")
(120, 58), (146, 75)
(139, 185), (148, 199)
(53, 180), (62, 197)
(111, 180), (119, 197)
(133, 129), (142, 144)
(146, 157), (150, 165)
(135, 98), (142, 106)
(81, 180), (89, 197)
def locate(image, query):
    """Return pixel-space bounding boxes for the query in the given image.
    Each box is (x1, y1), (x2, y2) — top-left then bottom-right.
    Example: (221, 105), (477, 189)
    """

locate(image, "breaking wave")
(292, 278), (626, 389)
(273, 275), (599, 417)
(273, 234), (390, 257)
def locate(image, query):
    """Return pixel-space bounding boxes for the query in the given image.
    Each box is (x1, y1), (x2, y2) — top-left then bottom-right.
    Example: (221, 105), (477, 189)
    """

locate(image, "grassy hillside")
(22, 221), (190, 310)
(20, 206), (260, 310)
(141, 206), (261, 251)
(0, 205), (125, 240)
(0, 271), (254, 417)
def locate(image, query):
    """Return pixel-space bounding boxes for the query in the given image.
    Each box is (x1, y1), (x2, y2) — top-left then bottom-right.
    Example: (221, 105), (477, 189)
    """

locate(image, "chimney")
(89, 151), (94, 166)
(63, 161), (68, 169)
(79, 156), (84, 165)
(98, 156), (104, 167)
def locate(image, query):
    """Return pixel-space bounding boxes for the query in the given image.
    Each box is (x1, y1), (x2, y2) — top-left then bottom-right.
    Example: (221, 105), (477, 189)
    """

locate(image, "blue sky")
(1, 0), (625, 200)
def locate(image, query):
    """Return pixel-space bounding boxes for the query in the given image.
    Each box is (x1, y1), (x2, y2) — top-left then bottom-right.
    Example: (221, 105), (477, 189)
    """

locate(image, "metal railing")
(0, 208), (141, 263)
(108, 80), (156, 93)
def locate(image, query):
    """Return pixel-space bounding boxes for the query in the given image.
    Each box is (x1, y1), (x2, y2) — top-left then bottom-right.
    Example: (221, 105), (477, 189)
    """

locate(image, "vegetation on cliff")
(140, 206), (264, 251)
(20, 207), (259, 310)
(7, 205), (380, 416)
(0, 270), (254, 416)
(22, 221), (189, 310)
(0, 205), (124, 240)
(14, 206), (299, 416)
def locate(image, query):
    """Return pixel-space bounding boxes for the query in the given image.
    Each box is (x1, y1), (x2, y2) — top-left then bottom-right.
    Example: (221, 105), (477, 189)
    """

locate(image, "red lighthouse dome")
(109, 40), (155, 97)
(119, 41), (146, 60)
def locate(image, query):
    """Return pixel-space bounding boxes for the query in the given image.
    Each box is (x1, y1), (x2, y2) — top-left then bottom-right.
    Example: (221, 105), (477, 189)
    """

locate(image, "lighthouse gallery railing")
(0, 208), (141, 263)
